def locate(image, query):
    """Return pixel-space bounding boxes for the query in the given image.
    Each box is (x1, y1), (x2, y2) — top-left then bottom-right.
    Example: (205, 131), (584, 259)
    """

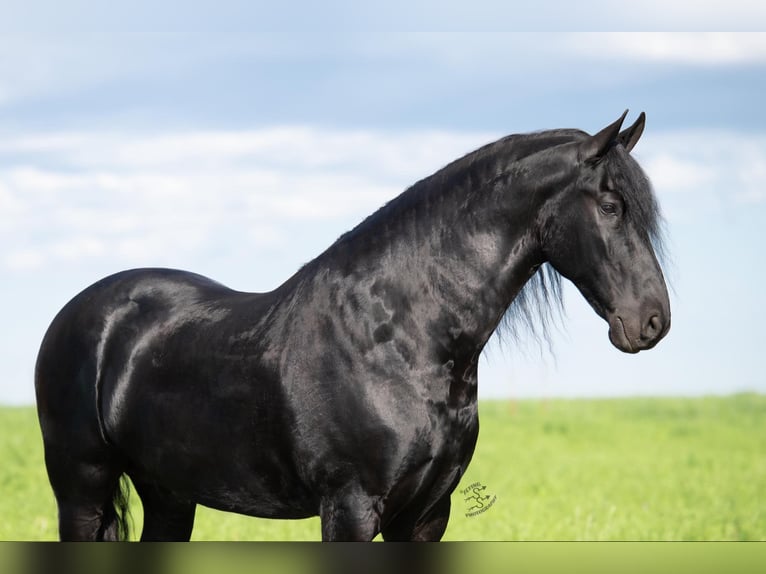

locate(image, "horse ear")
(617, 111), (646, 153)
(579, 110), (629, 163)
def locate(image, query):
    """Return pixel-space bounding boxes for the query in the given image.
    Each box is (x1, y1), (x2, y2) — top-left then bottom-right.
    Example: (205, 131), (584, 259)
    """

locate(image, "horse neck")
(318, 141), (557, 353)
(410, 169), (544, 349)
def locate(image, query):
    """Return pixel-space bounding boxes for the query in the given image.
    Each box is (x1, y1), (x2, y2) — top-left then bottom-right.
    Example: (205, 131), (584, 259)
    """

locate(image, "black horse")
(35, 112), (670, 541)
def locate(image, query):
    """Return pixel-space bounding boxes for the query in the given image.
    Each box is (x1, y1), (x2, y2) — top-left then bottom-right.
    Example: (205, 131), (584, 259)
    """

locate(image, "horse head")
(540, 111), (670, 353)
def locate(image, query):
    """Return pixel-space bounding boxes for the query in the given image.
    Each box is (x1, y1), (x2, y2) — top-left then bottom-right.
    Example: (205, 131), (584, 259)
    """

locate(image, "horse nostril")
(644, 314), (662, 339)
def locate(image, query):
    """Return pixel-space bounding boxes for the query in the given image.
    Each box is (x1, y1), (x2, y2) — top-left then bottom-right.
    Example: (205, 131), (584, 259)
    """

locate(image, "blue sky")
(1, 31), (765, 404)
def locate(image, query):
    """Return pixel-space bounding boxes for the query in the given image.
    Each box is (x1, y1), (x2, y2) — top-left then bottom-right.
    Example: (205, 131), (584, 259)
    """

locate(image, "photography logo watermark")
(462, 481), (497, 517)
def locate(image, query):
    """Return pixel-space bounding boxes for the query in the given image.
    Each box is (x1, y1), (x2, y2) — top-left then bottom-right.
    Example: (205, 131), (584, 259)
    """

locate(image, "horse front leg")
(319, 489), (380, 541)
(381, 493), (451, 541)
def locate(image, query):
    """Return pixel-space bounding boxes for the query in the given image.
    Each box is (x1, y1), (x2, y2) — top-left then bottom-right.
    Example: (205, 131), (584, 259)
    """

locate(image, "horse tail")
(102, 475), (132, 541)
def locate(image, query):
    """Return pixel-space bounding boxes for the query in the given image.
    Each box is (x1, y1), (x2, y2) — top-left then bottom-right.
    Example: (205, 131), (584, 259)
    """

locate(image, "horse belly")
(123, 418), (315, 518)
(107, 372), (315, 519)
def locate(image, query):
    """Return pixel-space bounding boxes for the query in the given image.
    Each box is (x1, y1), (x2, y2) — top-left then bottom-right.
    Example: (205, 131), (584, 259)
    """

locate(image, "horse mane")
(328, 129), (591, 262)
(496, 261), (563, 353)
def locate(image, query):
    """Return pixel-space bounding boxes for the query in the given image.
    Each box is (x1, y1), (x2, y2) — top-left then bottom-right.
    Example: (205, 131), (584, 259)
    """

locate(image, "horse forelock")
(605, 146), (668, 265)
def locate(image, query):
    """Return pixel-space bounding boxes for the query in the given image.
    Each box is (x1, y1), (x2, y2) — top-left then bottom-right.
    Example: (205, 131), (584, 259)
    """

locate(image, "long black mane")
(332, 129), (590, 248)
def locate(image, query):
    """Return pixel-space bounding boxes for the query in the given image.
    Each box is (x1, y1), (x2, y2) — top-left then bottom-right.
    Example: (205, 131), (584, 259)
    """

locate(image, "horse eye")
(600, 203), (617, 215)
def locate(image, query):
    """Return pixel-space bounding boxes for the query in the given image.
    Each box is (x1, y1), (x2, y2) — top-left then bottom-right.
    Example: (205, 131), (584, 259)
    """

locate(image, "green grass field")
(1, 394), (764, 541)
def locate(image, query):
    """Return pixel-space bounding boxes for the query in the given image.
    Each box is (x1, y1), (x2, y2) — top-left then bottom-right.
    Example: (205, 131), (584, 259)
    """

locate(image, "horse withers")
(35, 112), (669, 541)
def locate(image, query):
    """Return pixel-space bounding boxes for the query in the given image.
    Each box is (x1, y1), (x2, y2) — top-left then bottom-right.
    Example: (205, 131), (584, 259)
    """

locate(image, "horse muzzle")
(607, 308), (671, 354)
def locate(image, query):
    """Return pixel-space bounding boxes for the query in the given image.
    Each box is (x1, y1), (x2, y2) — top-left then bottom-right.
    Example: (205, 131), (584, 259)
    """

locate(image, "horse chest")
(374, 402), (478, 527)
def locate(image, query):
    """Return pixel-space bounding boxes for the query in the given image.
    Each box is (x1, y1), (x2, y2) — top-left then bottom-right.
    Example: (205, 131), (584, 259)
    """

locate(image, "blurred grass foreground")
(1, 394), (764, 541)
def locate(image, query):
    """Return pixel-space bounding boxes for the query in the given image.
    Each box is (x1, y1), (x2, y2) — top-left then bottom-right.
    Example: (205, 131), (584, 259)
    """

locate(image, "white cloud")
(739, 157), (766, 203)
(392, 33), (766, 74)
(50, 236), (107, 261)
(0, 127), (493, 272)
(0, 182), (23, 221)
(641, 154), (717, 193)
(3, 248), (45, 271)
(641, 130), (766, 201)
(572, 32), (766, 65)
(1, 127), (487, 176)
